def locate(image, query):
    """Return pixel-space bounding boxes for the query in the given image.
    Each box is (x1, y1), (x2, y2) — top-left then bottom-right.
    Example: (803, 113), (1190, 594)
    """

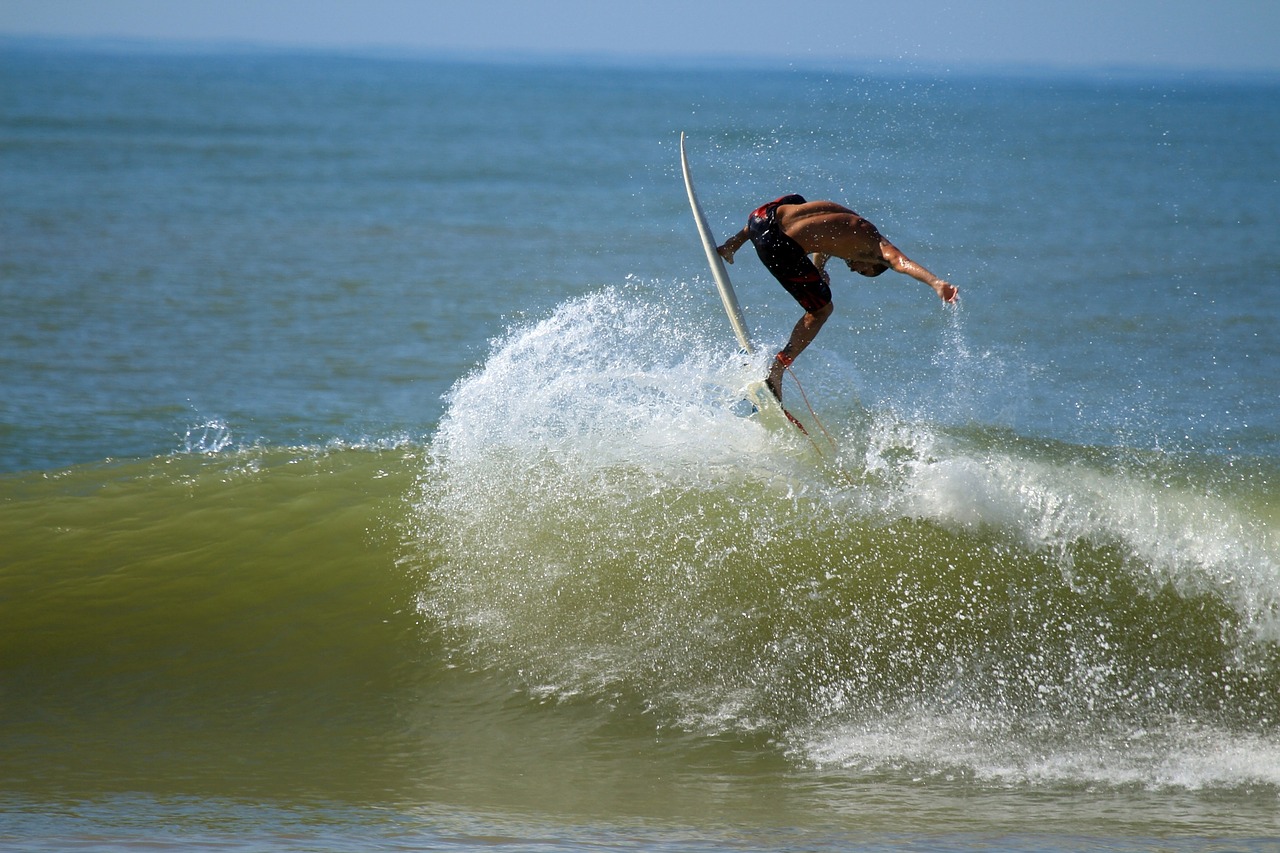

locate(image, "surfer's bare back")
(717, 195), (957, 400)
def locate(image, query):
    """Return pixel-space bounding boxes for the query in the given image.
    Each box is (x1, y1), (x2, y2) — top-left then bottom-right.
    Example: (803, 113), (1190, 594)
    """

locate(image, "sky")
(2, 0), (1278, 75)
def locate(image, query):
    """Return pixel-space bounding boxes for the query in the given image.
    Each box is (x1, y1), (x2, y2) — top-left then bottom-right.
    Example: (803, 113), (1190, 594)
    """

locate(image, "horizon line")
(4, 33), (1279, 85)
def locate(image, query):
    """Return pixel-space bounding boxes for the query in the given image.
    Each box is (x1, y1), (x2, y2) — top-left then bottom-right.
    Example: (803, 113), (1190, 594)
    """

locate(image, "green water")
(2, 439), (1278, 846)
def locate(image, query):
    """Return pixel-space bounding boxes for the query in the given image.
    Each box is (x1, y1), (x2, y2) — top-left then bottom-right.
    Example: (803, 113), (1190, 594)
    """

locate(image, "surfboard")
(679, 132), (809, 435)
(679, 132), (754, 355)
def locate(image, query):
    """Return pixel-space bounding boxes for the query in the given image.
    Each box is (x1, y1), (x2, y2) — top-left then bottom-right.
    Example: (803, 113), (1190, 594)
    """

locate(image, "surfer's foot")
(765, 367), (784, 401)
(766, 352), (790, 401)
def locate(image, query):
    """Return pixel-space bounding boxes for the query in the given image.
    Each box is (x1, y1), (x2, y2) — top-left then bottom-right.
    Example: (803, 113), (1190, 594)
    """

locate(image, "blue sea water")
(2, 40), (1279, 851)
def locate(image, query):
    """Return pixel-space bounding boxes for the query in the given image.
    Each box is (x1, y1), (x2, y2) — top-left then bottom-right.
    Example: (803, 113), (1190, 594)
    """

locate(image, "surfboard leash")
(781, 363), (838, 455)
(780, 364), (863, 489)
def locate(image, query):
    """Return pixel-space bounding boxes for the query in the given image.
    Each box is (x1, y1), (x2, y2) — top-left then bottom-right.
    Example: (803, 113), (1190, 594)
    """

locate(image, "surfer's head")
(846, 258), (890, 277)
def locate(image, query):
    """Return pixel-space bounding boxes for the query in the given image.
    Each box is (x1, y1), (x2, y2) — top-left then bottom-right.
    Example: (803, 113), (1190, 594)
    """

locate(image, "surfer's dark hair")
(849, 259), (891, 277)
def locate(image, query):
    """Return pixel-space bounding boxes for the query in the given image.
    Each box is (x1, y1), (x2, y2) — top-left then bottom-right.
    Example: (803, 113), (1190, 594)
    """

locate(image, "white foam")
(800, 711), (1280, 790)
(897, 440), (1280, 644)
(431, 286), (814, 488)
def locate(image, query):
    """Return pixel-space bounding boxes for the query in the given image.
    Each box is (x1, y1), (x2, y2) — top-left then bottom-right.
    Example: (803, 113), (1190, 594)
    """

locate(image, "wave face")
(411, 286), (1280, 790)
(0, 442), (433, 798)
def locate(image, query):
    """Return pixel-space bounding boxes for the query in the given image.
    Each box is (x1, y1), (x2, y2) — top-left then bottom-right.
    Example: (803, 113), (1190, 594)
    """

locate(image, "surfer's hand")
(716, 244), (735, 264)
(936, 281), (958, 303)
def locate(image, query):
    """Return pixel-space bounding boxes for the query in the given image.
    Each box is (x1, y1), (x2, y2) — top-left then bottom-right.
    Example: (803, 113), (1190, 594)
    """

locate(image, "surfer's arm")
(880, 241), (958, 303)
(811, 252), (832, 286)
(717, 228), (751, 264)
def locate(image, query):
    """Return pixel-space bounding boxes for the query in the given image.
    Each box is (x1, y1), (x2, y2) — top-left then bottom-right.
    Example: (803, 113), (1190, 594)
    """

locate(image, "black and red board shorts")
(746, 194), (831, 312)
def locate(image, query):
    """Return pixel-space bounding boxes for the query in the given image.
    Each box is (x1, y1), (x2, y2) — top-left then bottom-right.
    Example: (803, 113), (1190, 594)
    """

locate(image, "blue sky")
(3, 0), (1278, 74)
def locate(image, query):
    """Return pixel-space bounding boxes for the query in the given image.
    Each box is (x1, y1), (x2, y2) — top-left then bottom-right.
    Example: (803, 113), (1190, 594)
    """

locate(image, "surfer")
(717, 195), (958, 400)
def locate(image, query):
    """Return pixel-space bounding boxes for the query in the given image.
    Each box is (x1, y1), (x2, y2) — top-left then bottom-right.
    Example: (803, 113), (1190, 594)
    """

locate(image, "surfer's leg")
(768, 302), (832, 399)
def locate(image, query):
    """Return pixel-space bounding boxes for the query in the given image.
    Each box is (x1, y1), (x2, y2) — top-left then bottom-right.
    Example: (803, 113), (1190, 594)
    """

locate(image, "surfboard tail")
(742, 380), (808, 434)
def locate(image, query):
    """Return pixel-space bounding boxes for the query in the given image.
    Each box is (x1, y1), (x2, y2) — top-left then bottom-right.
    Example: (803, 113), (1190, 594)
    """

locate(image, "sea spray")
(412, 288), (1280, 788)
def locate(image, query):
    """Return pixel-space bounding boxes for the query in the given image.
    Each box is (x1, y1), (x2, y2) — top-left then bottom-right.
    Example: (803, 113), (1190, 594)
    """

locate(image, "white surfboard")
(679, 132), (808, 434)
(679, 132), (754, 355)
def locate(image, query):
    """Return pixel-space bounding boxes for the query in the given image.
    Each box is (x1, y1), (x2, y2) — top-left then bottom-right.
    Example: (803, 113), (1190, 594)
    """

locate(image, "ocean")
(2, 40), (1278, 851)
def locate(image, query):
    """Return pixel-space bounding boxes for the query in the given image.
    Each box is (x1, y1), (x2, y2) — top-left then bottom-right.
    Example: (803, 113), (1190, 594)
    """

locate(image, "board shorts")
(746, 194), (832, 312)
